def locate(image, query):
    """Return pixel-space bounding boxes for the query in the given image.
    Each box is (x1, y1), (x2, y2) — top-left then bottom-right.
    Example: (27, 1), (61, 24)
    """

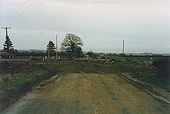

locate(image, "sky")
(0, 0), (170, 53)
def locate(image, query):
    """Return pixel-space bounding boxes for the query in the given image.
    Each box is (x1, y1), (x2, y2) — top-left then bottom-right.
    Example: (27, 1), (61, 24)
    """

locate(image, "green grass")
(106, 55), (169, 64)
(130, 65), (170, 91)
(0, 64), (57, 112)
(140, 74), (170, 91)
(0, 69), (49, 96)
(105, 55), (170, 91)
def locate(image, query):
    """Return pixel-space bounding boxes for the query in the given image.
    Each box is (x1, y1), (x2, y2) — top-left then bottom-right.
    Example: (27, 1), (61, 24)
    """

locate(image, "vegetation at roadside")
(128, 57), (170, 91)
(100, 54), (170, 91)
(0, 62), (57, 112)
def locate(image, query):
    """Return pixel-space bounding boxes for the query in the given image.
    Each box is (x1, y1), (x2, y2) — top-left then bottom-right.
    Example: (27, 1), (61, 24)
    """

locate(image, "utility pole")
(47, 40), (50, 61)
(2, 26), (11, 52)
(2, 26), (11, 37)
(56, 35), (58, 61)
(122, 40), (125, 54)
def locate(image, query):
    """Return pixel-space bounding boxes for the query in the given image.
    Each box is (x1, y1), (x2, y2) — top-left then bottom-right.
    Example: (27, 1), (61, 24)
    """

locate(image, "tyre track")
(98, 74), (131, 114)
(2, 73), (170, 114)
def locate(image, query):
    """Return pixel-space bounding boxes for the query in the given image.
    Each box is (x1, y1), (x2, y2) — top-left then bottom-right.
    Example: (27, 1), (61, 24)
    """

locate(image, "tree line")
(1, 33), (84, 59)
(47, 33), (83, 59)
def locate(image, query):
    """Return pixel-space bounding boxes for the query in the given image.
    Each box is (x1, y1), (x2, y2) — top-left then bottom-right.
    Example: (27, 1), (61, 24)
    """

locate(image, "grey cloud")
(50, 0), (118, 3)
(0, 0), (170, 53)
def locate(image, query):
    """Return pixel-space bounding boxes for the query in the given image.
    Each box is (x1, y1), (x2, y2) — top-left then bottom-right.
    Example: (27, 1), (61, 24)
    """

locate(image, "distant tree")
(87, 51), (94, 58)
(47, 41), (56, 58)
(3, 36), (14, 52)
(61, 33), (83, 58)
(86, 51), (98, 59)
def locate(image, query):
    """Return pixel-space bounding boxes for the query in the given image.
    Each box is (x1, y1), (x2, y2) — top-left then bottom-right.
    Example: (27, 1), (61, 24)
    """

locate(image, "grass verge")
(0, 66), (56, 112)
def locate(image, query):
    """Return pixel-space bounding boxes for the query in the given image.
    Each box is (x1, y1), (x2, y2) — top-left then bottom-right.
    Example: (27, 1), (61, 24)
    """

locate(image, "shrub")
(153, 58), (170, 80)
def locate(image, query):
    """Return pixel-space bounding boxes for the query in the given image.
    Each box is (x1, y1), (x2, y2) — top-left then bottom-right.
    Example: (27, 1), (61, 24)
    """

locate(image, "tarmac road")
(2, 73), (170, 114)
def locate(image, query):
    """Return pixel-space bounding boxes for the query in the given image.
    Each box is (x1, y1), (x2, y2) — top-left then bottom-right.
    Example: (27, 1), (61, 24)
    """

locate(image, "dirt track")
(2, 73), (170, 114)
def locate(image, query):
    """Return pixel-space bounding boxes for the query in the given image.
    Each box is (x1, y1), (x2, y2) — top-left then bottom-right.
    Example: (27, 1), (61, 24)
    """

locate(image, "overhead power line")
(8, 0), (46, 27)
(7, 0), (33, 26)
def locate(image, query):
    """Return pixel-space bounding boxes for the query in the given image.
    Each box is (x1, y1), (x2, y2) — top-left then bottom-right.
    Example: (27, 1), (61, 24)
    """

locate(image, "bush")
(153, 58), (170, 80)
(0, 68), (56, 112)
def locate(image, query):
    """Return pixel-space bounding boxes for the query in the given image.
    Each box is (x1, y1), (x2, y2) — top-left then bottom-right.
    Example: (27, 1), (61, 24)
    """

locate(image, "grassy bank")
(104, 55), (170, 91)
(131, 67), (170, 91)
(0, 63), (57, 112)
(129, 59), (170, 91)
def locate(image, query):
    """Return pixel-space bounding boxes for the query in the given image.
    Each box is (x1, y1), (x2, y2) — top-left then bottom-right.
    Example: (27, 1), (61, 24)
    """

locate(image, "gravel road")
(2, 73), (170, 114)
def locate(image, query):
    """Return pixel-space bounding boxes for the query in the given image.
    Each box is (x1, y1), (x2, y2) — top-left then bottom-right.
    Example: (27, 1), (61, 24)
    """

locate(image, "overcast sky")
(0, 0), (170, 53)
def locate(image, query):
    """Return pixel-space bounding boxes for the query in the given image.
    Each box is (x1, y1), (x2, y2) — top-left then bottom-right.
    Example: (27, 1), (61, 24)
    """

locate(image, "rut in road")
(2, 73), (170, 114)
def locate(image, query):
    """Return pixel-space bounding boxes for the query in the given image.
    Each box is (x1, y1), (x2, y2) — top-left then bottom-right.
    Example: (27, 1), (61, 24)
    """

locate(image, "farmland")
(0, 56), (170, 114)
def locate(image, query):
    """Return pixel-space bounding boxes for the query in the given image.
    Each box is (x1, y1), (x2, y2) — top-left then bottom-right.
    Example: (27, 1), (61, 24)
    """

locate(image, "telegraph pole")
(2, 26), (11, 38)
(56, 35), (58, 61)
(2, 26), (11, 52)
(47, 40), (50, 61)
(122, 40), (125, 54)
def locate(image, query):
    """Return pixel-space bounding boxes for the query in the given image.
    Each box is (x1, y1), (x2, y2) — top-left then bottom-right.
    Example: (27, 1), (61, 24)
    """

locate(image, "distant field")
(106, 54), (169, 63)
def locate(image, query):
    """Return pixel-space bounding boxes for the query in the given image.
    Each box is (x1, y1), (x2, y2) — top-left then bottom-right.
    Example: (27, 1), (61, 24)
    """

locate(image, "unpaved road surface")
(2, 73), (170, 114)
